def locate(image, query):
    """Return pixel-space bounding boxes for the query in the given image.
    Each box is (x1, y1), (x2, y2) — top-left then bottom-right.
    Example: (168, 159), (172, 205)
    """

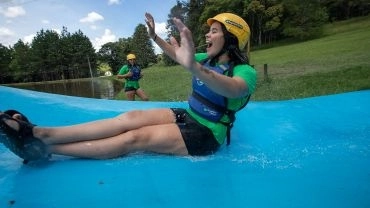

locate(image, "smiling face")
(205, 21), (225, 58)
(127, 58), (136, 66)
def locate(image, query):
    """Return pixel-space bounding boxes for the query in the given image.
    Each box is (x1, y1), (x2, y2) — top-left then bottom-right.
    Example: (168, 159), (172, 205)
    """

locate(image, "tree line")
(1, 0), (369, 84)
(0, 27), (97, 83)
(182, 0), (370, 52)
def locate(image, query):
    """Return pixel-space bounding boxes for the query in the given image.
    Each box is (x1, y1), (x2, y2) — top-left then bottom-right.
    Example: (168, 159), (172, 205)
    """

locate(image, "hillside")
(138, 15), (370, 101)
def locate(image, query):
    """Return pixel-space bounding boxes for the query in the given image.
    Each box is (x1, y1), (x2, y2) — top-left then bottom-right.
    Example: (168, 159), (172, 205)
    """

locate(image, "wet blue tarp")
(1, 86), (369, 208)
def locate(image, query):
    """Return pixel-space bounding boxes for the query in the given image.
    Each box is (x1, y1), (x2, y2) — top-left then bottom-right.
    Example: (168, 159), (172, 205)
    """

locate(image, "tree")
(0, 44), (13, 83)
(9, 40), (34, 82)
(246, 0), (266, 46)
(244, 0), (284, 46)
(264, 3), (284, 44)
(0, 44), (12, 71)
(200, 0), (246, 23)
(98, 41), (125, 74)
(163, 0), (188, 66)
(282, 0), (329, 40)
(27, 28), (96, 81)
(59, 27), (75, 79)
(131, 24), (157, 68)
(68, 30), (97, 78)
(187, 0), (206, 52)
(30, 29), (61, 81)
(323, 0), (370, 21)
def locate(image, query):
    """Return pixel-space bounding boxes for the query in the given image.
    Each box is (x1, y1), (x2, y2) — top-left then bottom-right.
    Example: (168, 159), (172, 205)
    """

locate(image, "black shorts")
(124, 87), (138, 92)
(171, 108), (220, 156)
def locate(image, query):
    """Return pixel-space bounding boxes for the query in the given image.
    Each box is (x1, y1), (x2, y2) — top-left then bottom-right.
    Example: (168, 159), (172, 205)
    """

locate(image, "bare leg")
(48, 123), (188, 159)
(33, 108), (176, 145)
(136, 88), (149, 101)
(125, 90), (135, 100)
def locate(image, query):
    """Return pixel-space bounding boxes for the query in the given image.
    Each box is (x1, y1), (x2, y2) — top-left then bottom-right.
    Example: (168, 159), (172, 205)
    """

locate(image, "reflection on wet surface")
(6, 78), (122, 99)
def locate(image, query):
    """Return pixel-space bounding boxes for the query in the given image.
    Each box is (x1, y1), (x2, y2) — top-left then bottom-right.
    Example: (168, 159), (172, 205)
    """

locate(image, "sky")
(0, 0), (179, 53)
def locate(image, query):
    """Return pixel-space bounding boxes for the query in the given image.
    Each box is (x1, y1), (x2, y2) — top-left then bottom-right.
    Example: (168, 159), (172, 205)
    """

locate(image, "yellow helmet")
(127, 53), (136, 60)
(207, 13), (250, 50)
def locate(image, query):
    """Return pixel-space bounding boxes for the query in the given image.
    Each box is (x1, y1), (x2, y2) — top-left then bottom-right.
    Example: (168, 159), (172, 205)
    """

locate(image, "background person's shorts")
(124, 86), (139, 92)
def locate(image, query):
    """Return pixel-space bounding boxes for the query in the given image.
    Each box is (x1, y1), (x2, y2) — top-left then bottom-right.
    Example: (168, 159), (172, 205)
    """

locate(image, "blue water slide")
(1, 86), (369, 208)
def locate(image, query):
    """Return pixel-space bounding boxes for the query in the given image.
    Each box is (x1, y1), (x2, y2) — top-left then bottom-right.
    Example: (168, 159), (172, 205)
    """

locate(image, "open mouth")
(206, 41), (212, 48)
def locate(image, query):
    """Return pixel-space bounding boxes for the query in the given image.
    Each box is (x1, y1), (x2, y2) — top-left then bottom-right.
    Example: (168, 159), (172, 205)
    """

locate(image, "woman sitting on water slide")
(0, 12), (256, 164)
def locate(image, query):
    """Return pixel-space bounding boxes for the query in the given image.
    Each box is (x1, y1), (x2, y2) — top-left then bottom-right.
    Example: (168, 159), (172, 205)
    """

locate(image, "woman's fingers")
(144, 12), (155, 35)
(173, 18), (194, 50)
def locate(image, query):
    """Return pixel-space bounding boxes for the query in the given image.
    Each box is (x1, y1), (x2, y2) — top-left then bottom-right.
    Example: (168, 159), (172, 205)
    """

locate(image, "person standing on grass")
(117, 53), (149, 101)
(0, 12), (256, 164)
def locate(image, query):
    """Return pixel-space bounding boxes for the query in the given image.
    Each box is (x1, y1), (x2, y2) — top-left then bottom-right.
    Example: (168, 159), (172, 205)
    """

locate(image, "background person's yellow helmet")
(207, 13), (250, 51)
(127, 54), (136, 60)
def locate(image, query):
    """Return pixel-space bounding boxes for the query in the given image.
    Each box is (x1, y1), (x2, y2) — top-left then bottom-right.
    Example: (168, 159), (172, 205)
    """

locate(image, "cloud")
(0, 6), (26, 18)
(108, 0), (121, 5)
(146, 21), (168, 54)
(23, 34), (35, 44)
(52, 28), (61, 35)
(79, 12), (104, 23)
(93, 28), (117, 51)
(41, 19), (50, 24)
(0, 27), (15, 46)
(0, 27), (14, 37)
(155, 22), (168, 38)
(20, 28), (58, 45)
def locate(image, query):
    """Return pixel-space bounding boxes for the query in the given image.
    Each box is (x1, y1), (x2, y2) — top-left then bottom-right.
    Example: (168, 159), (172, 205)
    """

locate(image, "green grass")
(253, 66), (370, 100)
(140, 65), (192, 101)
(124, 15), (370, 101)
(114, 64), (192, 101)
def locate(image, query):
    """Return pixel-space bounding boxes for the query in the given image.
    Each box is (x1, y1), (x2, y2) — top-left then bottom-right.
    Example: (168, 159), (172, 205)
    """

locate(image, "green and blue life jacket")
(188, 59), (250, 145)
(128, 65), (141, 81)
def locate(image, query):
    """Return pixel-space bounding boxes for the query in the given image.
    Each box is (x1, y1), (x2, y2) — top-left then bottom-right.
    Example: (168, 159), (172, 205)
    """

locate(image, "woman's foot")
(0, 110), (49, 164)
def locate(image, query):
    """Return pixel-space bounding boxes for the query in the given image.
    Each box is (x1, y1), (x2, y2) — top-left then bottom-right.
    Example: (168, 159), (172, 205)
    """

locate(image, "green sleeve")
(195, 53), (257, 94)
(233, 64), (257, 94)
(118, 65), (129, 75)
(195, 53), (208, 62)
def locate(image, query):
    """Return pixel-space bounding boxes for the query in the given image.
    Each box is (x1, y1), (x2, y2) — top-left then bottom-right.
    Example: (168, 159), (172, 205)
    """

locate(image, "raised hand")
(145, 13), (196, 72)
(169, 17), (196, 71)
(144, 12), (156, 38)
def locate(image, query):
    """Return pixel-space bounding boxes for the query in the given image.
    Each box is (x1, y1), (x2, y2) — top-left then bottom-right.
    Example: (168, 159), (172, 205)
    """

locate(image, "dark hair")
(221, 24), (249, 65)
(208, 24), (249, 67)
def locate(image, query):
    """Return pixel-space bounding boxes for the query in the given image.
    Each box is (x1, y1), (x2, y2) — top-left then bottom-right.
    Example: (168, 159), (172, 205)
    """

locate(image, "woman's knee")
(116, 110), (144, 121)
(121, 129), (150, 150)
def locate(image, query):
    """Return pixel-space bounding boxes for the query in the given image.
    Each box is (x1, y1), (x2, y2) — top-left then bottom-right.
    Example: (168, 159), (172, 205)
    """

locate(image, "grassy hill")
(121, 15), (370, 101)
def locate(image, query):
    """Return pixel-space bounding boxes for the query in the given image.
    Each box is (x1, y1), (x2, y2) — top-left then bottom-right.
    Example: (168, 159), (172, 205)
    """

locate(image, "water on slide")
(1, 86), (369, 208)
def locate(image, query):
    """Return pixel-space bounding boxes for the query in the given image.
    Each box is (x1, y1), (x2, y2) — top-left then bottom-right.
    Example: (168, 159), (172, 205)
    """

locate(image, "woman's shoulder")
(233, 64), (257, 79)
(234, 63), (255, 71)
(195, 53), (208, 62)
(118, 65), (129, 73)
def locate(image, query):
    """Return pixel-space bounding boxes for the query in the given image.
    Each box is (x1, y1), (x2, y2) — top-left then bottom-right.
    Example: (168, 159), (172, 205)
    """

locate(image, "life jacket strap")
(192, 91), (228, 114)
